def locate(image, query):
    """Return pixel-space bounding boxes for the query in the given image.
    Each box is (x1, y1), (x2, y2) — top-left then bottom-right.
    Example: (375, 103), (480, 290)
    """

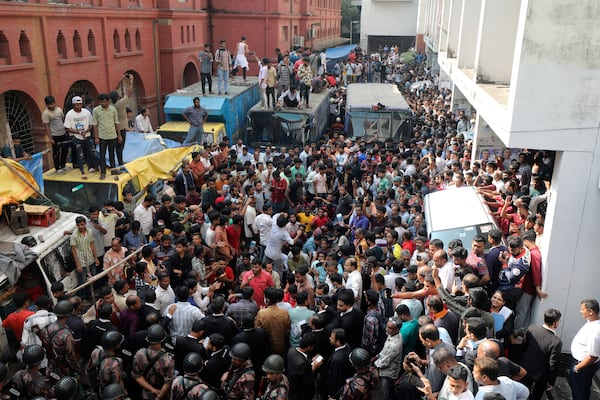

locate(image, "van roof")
(0, 210), (81, 258)
(346, 83), (411, 111)
(424, 187), (494, 232)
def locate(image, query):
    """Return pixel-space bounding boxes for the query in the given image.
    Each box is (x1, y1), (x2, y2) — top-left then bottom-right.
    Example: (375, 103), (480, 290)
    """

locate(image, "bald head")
(477, 339), (501, 359)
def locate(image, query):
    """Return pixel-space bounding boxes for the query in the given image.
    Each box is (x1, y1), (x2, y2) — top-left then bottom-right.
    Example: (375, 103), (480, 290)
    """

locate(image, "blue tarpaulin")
(325, 44), (357, 71)
(19, 152), (44, 193)
(102, 132), (182, 165)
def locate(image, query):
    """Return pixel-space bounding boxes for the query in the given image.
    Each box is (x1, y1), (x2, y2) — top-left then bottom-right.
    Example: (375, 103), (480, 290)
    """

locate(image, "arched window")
(113, 29), (120, 53)
(73, 30), (82, 58)
(88, 29), (96, 56)
(0, 31), (10, 64)
(57, 30), (67, 59)
(124, 29), (132, 52)
(19, 31), (32, 62)
(135, 29), (141, 51)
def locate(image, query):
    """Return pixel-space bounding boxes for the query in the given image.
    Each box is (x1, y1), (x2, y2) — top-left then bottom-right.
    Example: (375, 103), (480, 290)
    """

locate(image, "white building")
(359, 0), (419, 53)
(417, 0), (600, 344)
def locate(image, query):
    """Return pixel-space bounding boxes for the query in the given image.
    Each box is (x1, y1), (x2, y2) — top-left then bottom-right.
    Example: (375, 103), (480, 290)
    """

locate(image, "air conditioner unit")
(293, 36), (305, 47)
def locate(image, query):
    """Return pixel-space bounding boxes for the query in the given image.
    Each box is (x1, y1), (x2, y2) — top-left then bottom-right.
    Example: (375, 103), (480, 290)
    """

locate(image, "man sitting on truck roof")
(276, 86), (302, 109)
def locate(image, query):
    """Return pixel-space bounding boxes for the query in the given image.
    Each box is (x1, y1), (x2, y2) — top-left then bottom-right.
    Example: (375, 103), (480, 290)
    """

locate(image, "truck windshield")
(44, 181), (119, 213)
(347, 110), (412, 140)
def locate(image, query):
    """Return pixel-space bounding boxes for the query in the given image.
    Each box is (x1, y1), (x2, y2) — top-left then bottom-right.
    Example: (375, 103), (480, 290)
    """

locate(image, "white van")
(424, 186), (498, 250)
(0, 210), (82, 301)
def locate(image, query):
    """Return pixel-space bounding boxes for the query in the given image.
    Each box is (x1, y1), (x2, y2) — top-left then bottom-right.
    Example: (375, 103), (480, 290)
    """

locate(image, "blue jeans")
(73, 136), (98, 173)
(217, 68), (229, 94)
(183, 125), (205, 145)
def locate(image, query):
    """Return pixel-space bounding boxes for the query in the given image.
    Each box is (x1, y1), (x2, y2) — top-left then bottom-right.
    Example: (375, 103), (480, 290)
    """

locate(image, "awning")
(163, 96), (226, 117)
(325, 44), (357, 61)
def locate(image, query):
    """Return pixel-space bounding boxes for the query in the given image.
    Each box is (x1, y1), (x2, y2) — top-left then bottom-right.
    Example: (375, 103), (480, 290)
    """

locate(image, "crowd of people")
(2, 43), (599, 400)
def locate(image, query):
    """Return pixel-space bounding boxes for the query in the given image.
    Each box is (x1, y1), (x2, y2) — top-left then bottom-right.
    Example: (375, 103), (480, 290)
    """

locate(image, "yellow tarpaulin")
(0, 157), (40, 215)
(124, 145), (200, 189)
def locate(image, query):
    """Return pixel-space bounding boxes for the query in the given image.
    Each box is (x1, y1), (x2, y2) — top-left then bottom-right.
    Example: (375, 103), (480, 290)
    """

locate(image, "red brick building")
(0, 0), (341, 169)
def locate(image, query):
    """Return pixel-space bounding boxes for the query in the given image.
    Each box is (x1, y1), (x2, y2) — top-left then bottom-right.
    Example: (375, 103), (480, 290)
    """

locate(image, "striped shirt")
(70, 228), (95, 267)
(165, 301), (204, 342)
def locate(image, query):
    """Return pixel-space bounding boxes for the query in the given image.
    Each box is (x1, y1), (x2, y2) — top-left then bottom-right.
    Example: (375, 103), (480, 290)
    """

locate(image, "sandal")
(82, 174), (88, 179)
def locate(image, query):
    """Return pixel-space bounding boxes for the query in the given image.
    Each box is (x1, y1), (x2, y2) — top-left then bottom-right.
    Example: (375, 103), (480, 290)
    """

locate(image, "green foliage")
(341, 0), (360, 27)
(400, 51), (416, 64)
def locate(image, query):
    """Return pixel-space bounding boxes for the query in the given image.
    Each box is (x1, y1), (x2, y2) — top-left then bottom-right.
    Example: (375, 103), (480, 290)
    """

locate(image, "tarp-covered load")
(0, 156), (41, 214)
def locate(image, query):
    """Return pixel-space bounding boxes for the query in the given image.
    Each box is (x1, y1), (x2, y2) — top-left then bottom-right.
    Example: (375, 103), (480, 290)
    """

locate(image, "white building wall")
(419, 0), (600, 345)
(360, 0), (419, 50)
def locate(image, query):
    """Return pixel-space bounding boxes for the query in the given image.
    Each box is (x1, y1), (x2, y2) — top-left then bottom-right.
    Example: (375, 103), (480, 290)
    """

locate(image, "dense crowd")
(2, 45), (599, 400)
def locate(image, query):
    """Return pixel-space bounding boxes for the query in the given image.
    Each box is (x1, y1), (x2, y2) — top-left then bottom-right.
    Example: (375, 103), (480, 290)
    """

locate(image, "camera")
(101, 208), (110, 215)
(91, 218), (99, 224)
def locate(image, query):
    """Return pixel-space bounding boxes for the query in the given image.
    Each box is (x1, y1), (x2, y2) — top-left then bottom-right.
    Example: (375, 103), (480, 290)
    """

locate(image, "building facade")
(359, 0), (419, 54)
(0, 0), (341, 168)
(418, 0), (600, 344)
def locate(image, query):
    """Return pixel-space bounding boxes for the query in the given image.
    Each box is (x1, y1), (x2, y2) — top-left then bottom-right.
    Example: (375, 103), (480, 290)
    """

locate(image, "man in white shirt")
(264, 213), (297, 276)
(21, 296), (56, 369)
(134, 108), (153, 133)
(163, 286), (204, 343)
(244, 196), (257, 241)
(155, 272), (175, 315)
(133, 195), (155, 237)
(570, 298), (600, 400)
(253, 203), (274, 258)
(433, 250), (455, 292)
(237, 146), (253, 164)
(343, 257), (362, 303)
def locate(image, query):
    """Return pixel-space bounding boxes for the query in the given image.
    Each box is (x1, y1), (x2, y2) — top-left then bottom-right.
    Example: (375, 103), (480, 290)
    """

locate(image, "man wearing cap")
(92, 93), (121, 180)
(183, 97), (209, 146)
(64, 95), (97, 179)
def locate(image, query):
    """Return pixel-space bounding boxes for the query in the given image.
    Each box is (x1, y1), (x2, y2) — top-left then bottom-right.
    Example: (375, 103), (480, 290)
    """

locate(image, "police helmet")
(183, 352), (204, 374)
(200, 390), (221, 400)
(53, 300), (74, 317)
(53, 376), (78, 398)
(146, 324), (166, 344)
(102, 383), (126, 400)
(22, 344), (45, 367)
(229, 343), (251, 361)
(262, 354), (285, 373)
(101, 331), (124, 350)
(349, 348), (371, 368)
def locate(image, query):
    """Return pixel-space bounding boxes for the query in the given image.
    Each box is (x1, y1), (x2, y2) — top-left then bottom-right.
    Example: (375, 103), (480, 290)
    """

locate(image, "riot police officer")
(171, 352), (210, 400)
(41, 300), (80, 377)
(221, 343), (255, 400)
(339, 348), (379, 400)
(87, 330), (128, 396)
(132, 324), (175, 399)
(12, 344), (54, 398)
(53, 376), (78, 400)
(102, 383), (127, 400)
(260, 354), (289, 400)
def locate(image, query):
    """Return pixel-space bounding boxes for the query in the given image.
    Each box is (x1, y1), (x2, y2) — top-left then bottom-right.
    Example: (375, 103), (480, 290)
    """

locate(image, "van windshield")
(430, 223), (496, 252)
(44, 181), (119, 214)
(347, 110), (412, 140)
(39, 236), (73, 284)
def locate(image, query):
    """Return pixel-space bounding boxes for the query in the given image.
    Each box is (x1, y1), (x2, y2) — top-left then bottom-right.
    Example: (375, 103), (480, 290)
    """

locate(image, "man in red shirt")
(2, 292), (34, 342)
(514, 230), (547, 332)
(241, 260), (274, 307)
(270, 167), (288, 213)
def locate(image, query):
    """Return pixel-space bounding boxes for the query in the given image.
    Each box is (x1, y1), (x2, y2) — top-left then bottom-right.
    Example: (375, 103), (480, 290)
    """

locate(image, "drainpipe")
(153, 18), (163, 124)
